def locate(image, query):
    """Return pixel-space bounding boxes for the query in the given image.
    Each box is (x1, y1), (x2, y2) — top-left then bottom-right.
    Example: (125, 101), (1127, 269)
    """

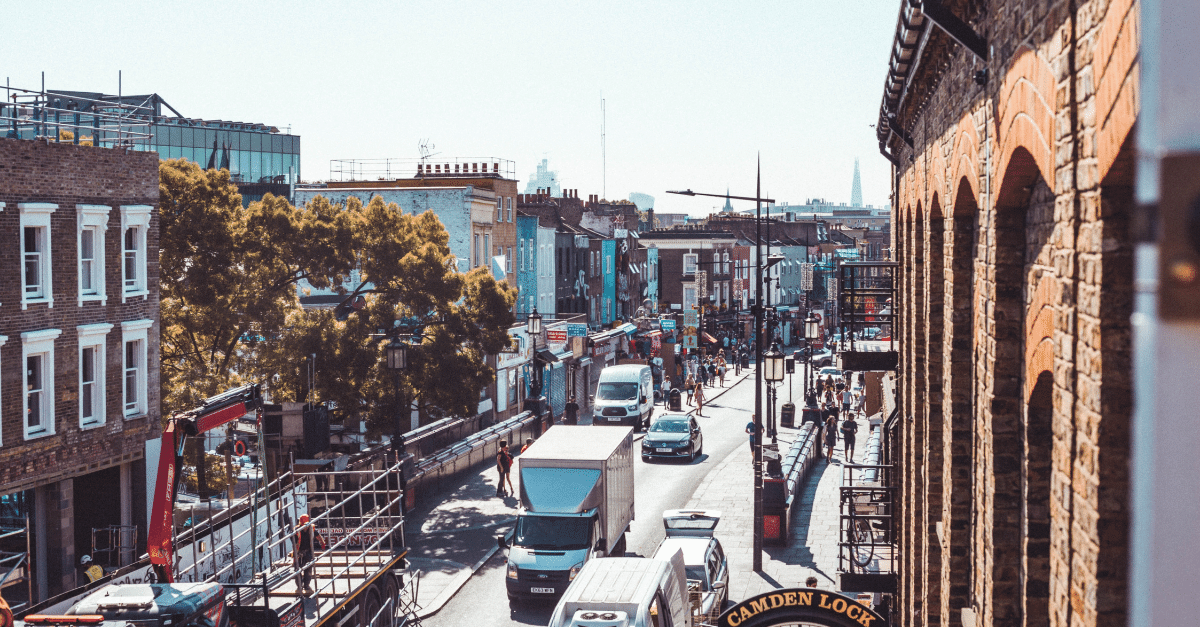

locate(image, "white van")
(547, 552), (691, 627)
(592, 364), (654, 431)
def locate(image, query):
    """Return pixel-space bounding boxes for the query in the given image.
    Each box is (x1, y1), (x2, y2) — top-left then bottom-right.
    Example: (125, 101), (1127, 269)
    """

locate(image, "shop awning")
(702, 332), (719, 344)
(643, 330), (663, 338)
(616, 323), (638, 336)
(536, 349), (560, 362)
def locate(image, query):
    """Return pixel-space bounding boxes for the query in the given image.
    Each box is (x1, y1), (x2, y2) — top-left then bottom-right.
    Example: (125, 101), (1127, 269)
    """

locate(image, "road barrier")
(763, 421), (821, 546)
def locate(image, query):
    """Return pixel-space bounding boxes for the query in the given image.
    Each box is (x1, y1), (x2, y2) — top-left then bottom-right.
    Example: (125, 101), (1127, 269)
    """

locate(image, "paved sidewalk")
(404, 365), (758, 617)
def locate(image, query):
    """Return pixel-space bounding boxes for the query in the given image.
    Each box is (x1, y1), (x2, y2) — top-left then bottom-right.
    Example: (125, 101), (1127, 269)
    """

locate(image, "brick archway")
(1094, 0), (1139, 183)
(951, 114), (981, 203)
(996, 46), (1056, 196)
(1025, 276), (1057, 399)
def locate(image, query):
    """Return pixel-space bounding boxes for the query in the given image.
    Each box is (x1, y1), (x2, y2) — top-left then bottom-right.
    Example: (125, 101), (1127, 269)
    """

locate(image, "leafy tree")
(258, 195), (517, 437)
(159, 159), (356, 412)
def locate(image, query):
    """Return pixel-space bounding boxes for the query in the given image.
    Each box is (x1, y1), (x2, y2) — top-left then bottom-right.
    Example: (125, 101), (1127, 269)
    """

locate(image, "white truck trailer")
(500, 425), (635, 603)
(546, 553), (691, 627)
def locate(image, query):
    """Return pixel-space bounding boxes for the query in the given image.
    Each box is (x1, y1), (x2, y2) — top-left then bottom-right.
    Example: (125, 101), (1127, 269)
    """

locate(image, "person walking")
(717, 356), (727, 386)
(699, 359), (709, 387)
(841, 414), (859, 462)
(294, 513), (327, 594)
(841, 387), (854, 418)
(824, 412), (839, 461)
(685, 374), (696, 405)
(520, 438), (534, 453)
(661, 377), (672, 405)
(564, 395), (579, 425)
(496, 441), (514, 497)
(694, 379), (706, 416)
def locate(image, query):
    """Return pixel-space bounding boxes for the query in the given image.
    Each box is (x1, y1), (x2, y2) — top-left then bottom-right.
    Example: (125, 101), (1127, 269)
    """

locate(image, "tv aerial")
(418, 139), (440, 177)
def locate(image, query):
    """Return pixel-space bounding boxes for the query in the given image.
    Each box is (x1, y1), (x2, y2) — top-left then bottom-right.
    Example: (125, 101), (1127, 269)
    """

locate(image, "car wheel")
(688, 444), (696, 462)
(642, 455), (650, 463)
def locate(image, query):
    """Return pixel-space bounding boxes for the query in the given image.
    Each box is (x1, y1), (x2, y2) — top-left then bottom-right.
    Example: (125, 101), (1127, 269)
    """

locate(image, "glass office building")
(2, 90), (299, 190)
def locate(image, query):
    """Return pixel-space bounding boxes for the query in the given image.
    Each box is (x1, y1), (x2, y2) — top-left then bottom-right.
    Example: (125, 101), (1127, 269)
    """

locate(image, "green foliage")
(160, 161), (516, 436)
(257, 196), (517, 438)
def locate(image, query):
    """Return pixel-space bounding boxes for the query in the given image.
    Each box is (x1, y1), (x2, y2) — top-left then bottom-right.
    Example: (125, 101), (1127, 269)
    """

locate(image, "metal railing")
(329, 157), (516, 181)
(837, 453), (896, 576)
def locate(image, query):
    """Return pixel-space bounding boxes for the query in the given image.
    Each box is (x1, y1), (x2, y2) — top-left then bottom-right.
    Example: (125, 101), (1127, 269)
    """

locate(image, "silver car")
(651, 510), (728, 622)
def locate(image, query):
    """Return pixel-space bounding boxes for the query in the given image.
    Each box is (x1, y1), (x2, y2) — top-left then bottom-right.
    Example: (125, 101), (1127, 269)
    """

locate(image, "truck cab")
(591, 365), (654, 431)
(20, 583), (229, 627)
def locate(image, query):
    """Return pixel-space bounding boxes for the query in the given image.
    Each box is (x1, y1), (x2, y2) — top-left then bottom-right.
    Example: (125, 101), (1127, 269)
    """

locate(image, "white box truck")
(500, 425), (635, 603)
(546, 553), (691, 627)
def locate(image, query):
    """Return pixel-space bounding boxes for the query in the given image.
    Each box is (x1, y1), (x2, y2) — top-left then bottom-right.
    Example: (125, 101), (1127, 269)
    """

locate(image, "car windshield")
(685, 565), (709, 588)
(597, 382), (638, 401)
(651, 419), (689, 433)
(512, 515), (592, 550)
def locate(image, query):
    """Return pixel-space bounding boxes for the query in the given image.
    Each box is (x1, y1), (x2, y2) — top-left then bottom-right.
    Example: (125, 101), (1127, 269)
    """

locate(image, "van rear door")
(662, 510), (721, 538)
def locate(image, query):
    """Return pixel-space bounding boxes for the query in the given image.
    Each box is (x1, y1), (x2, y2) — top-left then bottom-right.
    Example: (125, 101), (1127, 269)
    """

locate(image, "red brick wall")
(0, 138), (161, 494)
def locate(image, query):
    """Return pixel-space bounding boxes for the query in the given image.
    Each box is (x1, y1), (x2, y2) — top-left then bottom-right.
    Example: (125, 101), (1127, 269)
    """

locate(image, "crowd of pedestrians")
(805, 369), (867, 463)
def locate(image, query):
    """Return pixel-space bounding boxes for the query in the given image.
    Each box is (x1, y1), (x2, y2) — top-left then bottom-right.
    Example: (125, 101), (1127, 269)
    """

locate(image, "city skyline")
(3, 0), (896, 217)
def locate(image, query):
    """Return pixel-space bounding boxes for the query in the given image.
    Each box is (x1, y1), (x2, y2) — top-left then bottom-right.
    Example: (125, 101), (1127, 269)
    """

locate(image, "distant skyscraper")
(629, 192), (655, 211)
(851, 158), (863, 207)
(524, 158), (562, 196)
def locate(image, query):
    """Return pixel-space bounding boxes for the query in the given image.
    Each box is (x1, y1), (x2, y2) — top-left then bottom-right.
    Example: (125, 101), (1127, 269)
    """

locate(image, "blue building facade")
(516, 215), (539, 315)
(602, 240), (616, 324)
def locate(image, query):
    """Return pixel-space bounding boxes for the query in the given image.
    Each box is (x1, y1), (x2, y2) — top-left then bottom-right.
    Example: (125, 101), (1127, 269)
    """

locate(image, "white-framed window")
(713, 252), (720, 274)
(506, 198), (512, 222)
(485, 234), (491, 268)
(78, 323), (113, 429)
(78, 204), (111, 306)
(507, 247), (513, 273)
(20, 203), (58, 310)
(22, 328), (62, 439)
(683, 253), (698, 275)
(496, 200), (503, 222)
(120, 205), (151, 301)
(723, 252), (730, 275)
(121, 319), (152, 418)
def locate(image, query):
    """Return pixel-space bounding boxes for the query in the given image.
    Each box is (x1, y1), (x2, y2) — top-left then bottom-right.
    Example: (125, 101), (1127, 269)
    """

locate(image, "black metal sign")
(718, 588), (887, 627)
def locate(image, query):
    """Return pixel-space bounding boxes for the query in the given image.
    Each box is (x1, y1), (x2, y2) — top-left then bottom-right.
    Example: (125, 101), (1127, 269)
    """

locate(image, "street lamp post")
(667, 163), (776, 572)
(805, 314), (820, 401)
(386, 335), (409, 459)
(763, 342), (785, 444)
(526, 309), (545, 417)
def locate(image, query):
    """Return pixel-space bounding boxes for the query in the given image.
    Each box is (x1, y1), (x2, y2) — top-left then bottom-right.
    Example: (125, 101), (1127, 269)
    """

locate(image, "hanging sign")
(718, 589), (886, 627)
(547, 329), (568, 344)
(568, 323), (588, 337)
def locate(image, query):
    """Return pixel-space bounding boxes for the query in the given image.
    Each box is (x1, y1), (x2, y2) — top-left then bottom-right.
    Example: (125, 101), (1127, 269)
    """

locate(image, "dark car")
(807, 349), (834, 367)
(641, 413), (703, 462)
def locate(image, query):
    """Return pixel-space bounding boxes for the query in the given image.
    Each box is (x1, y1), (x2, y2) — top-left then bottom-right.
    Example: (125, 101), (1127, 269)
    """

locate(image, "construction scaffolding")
(1, 83), (152, 147)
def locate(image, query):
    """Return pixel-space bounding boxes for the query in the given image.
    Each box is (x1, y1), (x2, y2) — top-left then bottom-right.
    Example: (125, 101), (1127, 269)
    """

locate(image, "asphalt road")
(424, 365), (790, 627)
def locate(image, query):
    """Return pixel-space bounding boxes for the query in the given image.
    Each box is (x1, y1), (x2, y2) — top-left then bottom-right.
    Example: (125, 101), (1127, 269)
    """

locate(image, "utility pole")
(752, 156), (764, 572)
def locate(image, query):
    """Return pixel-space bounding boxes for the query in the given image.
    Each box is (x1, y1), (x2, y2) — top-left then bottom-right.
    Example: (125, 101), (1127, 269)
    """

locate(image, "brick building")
(876, 1), (1137, 626)
(0, 138), (161, 604)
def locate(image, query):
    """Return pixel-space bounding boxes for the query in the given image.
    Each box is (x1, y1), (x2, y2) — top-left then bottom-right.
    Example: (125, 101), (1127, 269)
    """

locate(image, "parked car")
(641, 413), (703, 462)
(818, 366), (844, 381)
(807, 349), (834, 367)
(651, 510), (729, 622)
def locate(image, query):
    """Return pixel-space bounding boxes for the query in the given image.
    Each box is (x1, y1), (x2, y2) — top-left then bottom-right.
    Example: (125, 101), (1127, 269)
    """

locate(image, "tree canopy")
(159, 159), (516, 436)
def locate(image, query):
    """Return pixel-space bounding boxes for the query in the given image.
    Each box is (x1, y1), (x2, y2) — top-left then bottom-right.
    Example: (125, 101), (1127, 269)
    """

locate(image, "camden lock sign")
(718, 589), (886, 627)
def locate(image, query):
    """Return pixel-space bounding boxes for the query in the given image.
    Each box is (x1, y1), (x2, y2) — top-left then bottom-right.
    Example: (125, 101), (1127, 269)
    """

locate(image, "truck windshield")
(513, 515), (592, 550)
(597, 382), (638, 401)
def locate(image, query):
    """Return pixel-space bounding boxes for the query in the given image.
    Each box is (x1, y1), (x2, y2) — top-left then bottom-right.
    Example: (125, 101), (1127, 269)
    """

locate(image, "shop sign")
(547, 329), (568, 344)
(718, 588), (885, 627)
(568, 323), (588, 337)
(496, 331), (531, 369)
(592, 338), (616, 358)
(660, 319), (676, 330)
(684, 311), (699, 327)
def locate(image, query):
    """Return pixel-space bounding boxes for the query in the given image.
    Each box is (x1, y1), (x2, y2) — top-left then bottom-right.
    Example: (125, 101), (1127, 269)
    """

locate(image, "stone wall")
(882, 0), (1138, 626)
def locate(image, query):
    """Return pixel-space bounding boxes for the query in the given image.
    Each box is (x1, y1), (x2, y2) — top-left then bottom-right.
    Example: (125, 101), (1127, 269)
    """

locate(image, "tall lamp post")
(668, 165), (776, 572)
(386, 335), (409, 459)
(762, 343), (785, 444)
(525, 308), (545, 416)
(805, 314), (820, 401)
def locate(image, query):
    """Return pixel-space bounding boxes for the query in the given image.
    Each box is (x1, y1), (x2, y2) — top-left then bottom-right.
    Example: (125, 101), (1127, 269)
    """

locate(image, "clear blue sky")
(4, 0), (899, 216)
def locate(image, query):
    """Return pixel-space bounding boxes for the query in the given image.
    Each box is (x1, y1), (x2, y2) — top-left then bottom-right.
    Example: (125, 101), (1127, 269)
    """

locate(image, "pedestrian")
(564, 395), (579, 425)
(746, 418), (763, 445)
(661, 378), (672, 405)
(841, 414), (859, 462)
(694, 379), (706, 416)
(685, 374), (696, 405)
(496, 441), (514, 497)
(520, 438), (534, 454)
(717, 356), (727, 386)
(805, 576), (819, 588)
(824, 413), (839, 461)
(708, 361), (718, 386)
(699, 360), (709, 387)
(842, 387), (854, 417)
(293, 513), (327, 594)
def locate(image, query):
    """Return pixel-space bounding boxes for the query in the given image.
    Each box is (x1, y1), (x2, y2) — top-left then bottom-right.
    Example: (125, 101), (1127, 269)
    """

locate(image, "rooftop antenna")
(418, 139), (439, 178)
(601, 94), (606, 200)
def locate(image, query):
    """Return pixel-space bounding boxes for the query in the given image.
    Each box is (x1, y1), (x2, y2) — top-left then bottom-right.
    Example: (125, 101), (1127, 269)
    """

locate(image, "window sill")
(23, 429), (54, 441)
(121, 289), (149, 303)
(79, 294), (107, 306)
(124, 411), (147, 420)
(20, 297), (54, 310)
(80, 421), (106, 430)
